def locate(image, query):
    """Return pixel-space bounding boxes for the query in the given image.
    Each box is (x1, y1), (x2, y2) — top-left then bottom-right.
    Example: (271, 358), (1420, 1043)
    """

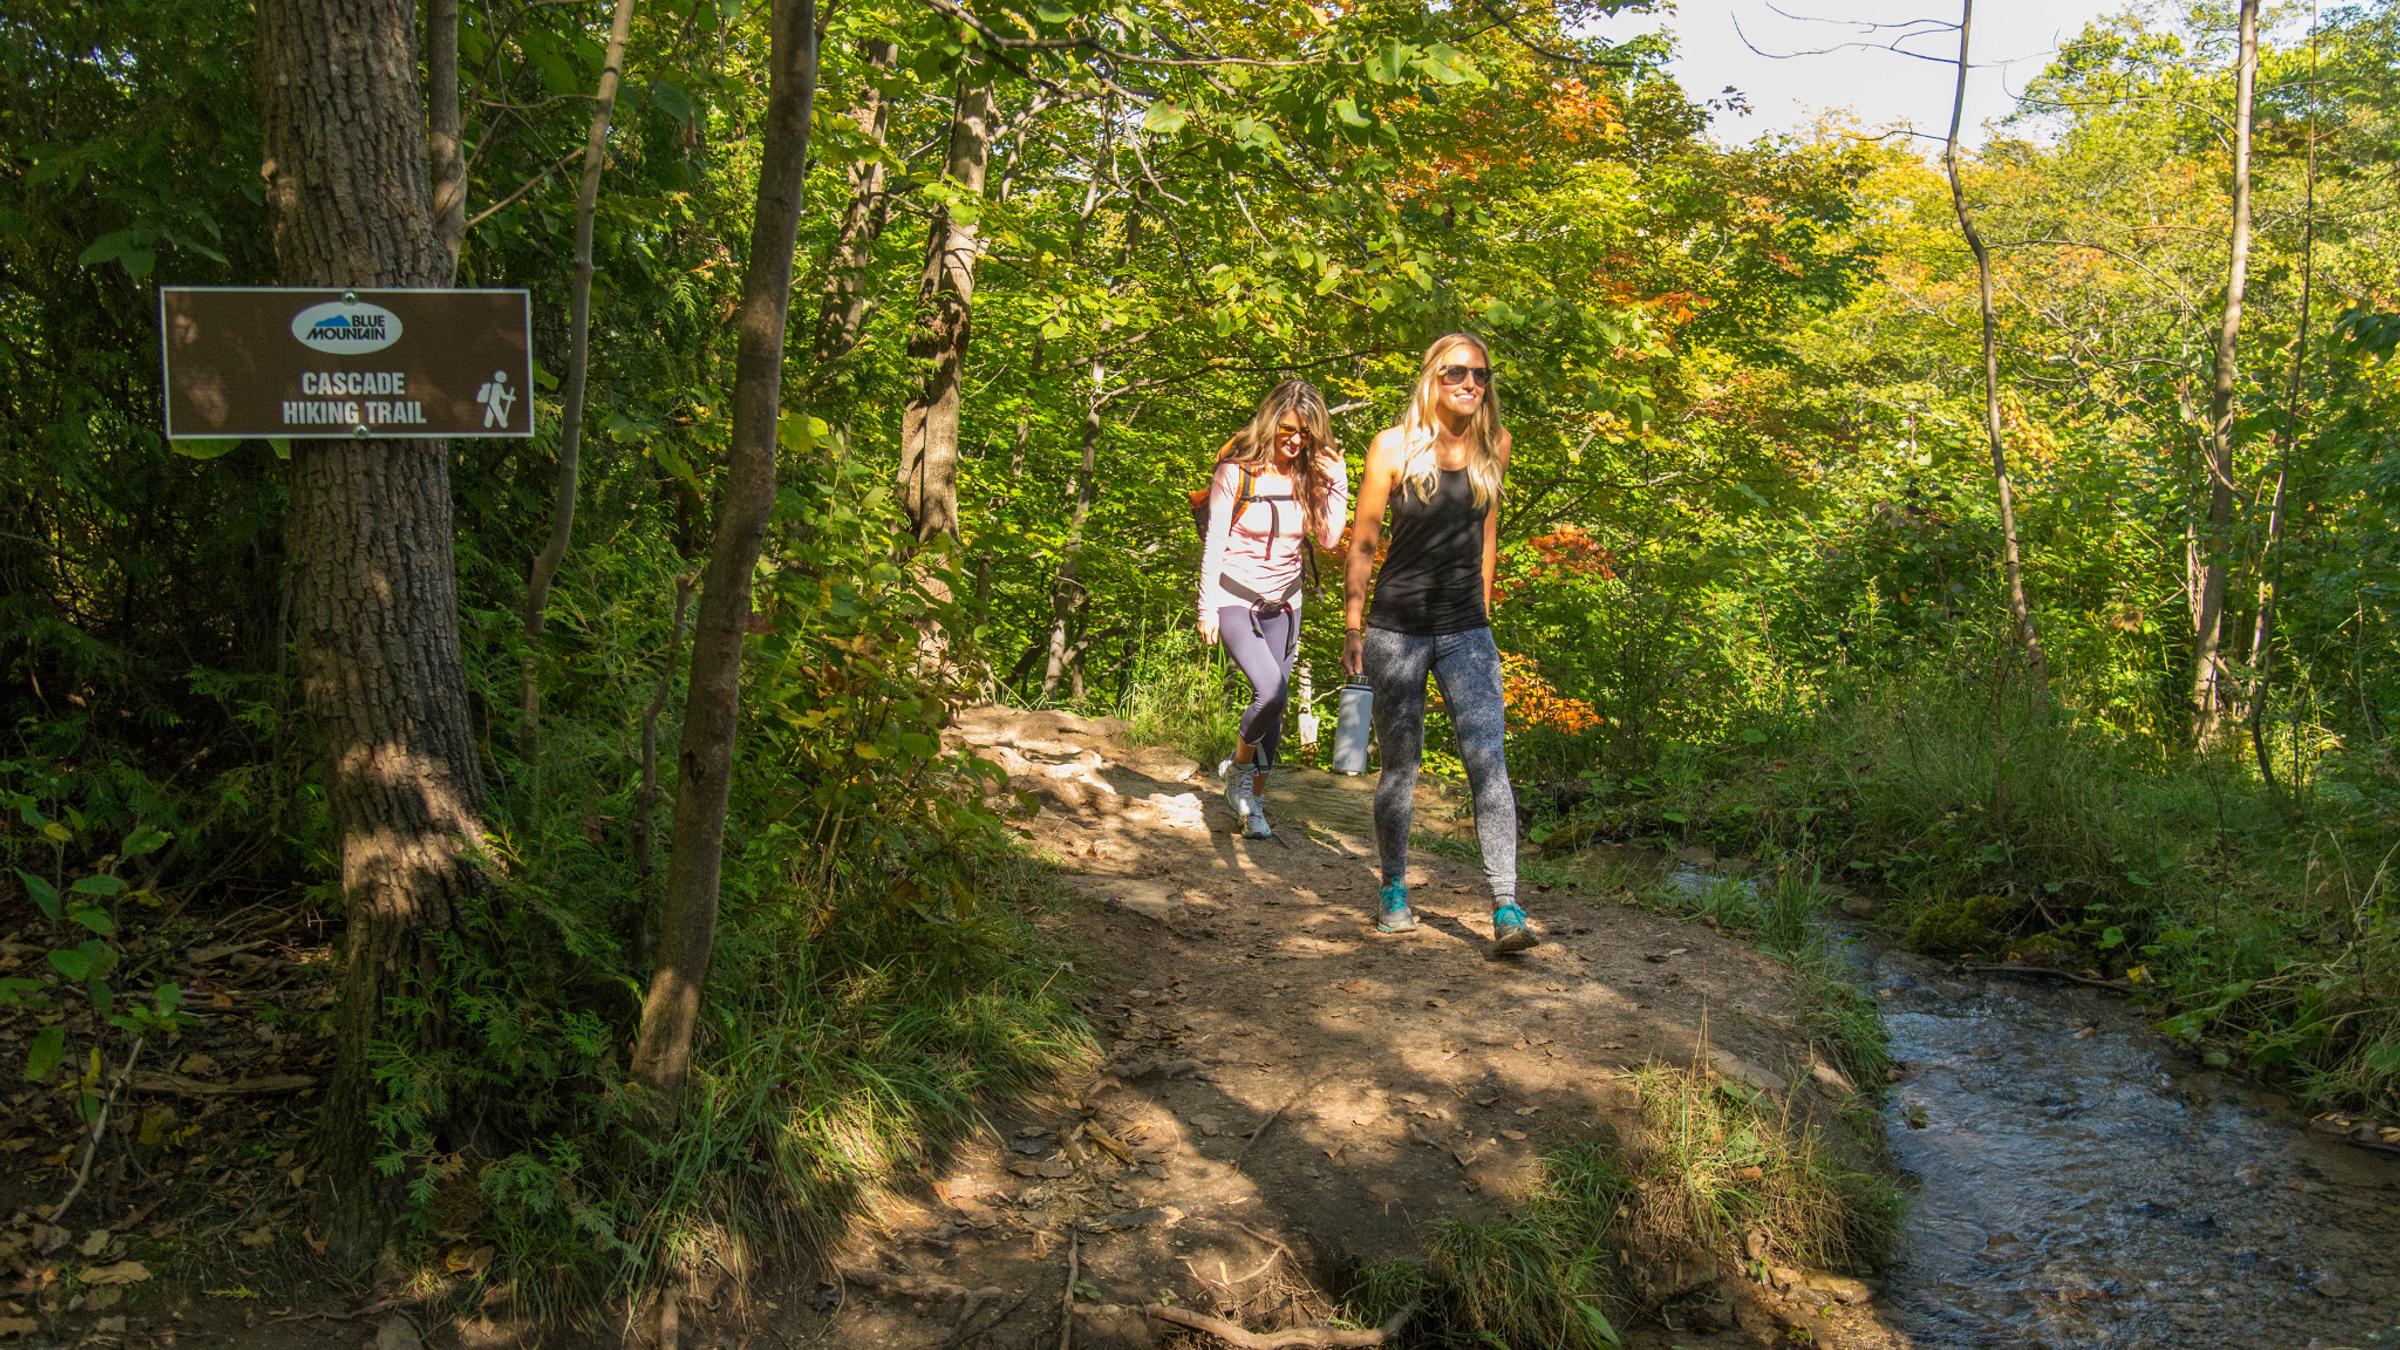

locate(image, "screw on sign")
(159, 287), (535, 441)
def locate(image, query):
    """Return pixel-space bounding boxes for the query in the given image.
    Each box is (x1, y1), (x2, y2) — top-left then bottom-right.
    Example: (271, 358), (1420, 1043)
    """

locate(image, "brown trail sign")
(160, 287), (534, 440)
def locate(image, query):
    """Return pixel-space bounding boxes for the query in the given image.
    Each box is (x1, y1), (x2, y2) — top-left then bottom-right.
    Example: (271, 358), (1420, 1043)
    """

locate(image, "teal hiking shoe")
(1374, 881), (1418, 935)
(1490, 902), (1538, 955)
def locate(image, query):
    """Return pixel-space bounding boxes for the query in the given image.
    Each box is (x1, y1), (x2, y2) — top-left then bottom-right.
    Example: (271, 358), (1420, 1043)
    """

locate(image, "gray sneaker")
(1243, 791), (1273, 839)
(1220, 759), (1256, 824)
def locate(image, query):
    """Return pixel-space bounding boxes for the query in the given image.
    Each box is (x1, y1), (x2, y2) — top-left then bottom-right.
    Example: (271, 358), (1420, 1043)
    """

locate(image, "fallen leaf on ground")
(77, 1231), (108, 1257)
(80, 1261), (149, 1286)
(0, 1317), (36, 1337)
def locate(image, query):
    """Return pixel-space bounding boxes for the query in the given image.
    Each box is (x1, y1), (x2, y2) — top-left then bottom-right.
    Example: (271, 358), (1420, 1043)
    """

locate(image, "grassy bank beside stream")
(1527, 678), (2400, 1119)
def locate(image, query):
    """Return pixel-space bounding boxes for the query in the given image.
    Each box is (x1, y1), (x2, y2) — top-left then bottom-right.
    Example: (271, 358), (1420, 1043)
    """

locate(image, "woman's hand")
(1199, 614), (1220, 647)
(1342, 629), (1364, 676)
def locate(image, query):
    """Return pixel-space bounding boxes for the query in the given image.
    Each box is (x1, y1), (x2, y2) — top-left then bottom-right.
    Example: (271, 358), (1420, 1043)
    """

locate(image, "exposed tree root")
(1074, 1302), (1412, 1348)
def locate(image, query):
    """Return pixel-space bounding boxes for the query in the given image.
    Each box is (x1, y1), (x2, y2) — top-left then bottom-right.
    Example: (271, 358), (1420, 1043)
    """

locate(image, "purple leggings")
(1218, 604), (1296, 768)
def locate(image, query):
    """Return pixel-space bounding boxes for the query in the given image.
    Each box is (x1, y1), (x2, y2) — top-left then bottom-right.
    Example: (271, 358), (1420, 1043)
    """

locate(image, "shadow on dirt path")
(777, 706), (1910, 1349)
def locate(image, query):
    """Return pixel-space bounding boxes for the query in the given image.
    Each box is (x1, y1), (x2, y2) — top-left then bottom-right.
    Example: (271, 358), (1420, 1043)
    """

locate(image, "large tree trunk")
(1942, 0), (2050, 703)
(427, 0), (465, 279)
(257, 0), (491, 1264)
(812, 37), (898, 376)
(628, 0), (818, 1122)
(2192, 0), (2261, 745)
(897, 78), (995, 543)
(1041, 358), (1105, 701)
(521, 0), (641, 746)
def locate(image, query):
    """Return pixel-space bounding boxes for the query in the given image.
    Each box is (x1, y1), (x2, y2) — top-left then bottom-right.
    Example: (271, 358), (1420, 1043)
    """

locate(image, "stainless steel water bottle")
(1331, 680), (1374, 774)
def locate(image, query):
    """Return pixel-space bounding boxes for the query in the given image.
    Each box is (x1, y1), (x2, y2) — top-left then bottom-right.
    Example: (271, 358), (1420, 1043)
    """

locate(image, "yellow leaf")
(0, 1316), (37, 1337)
(81, 1260), (150, 1286)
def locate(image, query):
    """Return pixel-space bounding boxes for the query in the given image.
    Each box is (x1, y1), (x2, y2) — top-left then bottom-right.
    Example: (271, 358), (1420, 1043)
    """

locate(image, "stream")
(1655, 862), (2400, 1344)
(1861, 939), (2400, 1347)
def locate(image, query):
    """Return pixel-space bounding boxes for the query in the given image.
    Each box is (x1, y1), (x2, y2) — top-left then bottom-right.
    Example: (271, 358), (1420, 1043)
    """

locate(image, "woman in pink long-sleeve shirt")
(1198, 379), (1351, 839)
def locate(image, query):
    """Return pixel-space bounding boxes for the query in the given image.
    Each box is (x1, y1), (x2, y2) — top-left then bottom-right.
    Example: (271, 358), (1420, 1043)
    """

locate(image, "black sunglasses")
(1437, 363), (1492, 389)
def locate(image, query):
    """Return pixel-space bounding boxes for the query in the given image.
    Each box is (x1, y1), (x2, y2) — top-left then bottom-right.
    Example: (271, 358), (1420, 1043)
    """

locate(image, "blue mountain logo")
(290, 299), (403, 354)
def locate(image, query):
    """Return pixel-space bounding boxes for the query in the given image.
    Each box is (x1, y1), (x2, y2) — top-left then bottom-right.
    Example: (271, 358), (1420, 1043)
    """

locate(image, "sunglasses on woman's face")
(1437, 363), (1492, 389)
(1276, 424), (1315, 442)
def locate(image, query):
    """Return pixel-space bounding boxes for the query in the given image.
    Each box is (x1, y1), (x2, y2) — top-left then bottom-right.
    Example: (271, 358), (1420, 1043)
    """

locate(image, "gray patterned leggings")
(1364, 625), (1517, 906)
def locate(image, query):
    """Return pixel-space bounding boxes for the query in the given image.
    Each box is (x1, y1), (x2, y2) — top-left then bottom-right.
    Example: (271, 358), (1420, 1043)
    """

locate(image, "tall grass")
(1532, 669), (2400, 1114)
(1117, 625), (1240, 767)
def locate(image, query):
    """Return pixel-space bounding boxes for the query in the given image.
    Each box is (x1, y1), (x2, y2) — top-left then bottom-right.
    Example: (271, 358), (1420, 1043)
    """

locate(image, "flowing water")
(1863, 941), (2400, 1347)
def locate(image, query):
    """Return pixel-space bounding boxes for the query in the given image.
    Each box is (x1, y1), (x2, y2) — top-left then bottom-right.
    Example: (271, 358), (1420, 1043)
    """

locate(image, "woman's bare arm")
(1344, 430), (1402, 672)
(1482, 429), (1511, 614)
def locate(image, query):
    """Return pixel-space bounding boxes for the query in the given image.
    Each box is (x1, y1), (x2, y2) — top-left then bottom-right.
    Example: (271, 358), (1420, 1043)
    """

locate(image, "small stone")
(1838, 895), (1878, 920)
(1803, 1272), (1874, 1306)
(2312, 1271), (2350, 1299)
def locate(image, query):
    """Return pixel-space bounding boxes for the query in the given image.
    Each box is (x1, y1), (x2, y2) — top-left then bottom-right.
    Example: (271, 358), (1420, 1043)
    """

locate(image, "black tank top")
(1367, 466), (1488, 636)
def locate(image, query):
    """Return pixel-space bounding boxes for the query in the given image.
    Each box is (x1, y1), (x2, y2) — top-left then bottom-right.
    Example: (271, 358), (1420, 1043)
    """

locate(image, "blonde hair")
(1393, 332), (1504, 509)
(1221, 378), (1338, 549)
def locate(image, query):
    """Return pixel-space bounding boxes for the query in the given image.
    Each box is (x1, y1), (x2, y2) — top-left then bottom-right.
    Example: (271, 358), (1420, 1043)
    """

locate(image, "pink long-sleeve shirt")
(1198, 457), (1351, 623)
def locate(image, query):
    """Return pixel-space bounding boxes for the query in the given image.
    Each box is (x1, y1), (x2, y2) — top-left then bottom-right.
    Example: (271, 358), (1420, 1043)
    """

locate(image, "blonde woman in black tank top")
(1341, 333), (1536, 956)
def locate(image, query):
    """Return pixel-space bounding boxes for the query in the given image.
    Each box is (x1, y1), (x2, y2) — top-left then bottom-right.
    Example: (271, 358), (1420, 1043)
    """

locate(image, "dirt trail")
(779, 707), (1906, 1349)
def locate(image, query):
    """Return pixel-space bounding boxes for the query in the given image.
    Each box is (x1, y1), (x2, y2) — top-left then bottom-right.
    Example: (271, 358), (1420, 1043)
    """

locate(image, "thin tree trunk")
(811, 37), (898, 375)
(628, 0), (818, 1122)
(2247, 2), (2319, 790)
(897, 77), (995, 543)
(1941, 0), (2050, 703)
(2192, 0), (2261, 745)
(427, 0), (465, 279)
(520, 0), (640, 747)
(632, 571), (697, 967)
(257, 0), (491, 1264)
(1042, 358), (1105, 701)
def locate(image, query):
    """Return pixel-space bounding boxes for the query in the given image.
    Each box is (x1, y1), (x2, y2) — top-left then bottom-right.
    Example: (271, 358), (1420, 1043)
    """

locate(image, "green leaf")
(24, 1025), (65, 1083)
(1035, 0), (1072, 21)
(650, 81), (701, 129)
(71, 874), (126, 897)
(17, 869), (60, 921)
(1142, 103), (1188, 136)
(77, 229), (142, 268)
(48, 947), (95, 981)
(68, 905), (114, 938)
(172, 438), (241, 460)
(1334, 97), (1371, 128)
(120, 826), (170, 859)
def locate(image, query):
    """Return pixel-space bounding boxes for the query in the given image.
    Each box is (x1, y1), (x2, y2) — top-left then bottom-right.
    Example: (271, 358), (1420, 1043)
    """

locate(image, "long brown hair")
(1393, 332), (1504, 508)
(1220, 378), (1338, 550)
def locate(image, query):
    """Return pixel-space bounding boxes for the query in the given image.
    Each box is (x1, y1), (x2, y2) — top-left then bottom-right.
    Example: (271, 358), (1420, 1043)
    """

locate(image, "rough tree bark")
(2192, 0), (2261, 745)
(628, 0), (818, 1121)
(520, 0), (640, 745)
(257, 0), (491, 1263)
(2245, 2), (2319, 790)
(427, 0), (465, 279)
(897, 77), (996, 543)
(1942, 0), (2050, 703)
(811, 37), (898, 376)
